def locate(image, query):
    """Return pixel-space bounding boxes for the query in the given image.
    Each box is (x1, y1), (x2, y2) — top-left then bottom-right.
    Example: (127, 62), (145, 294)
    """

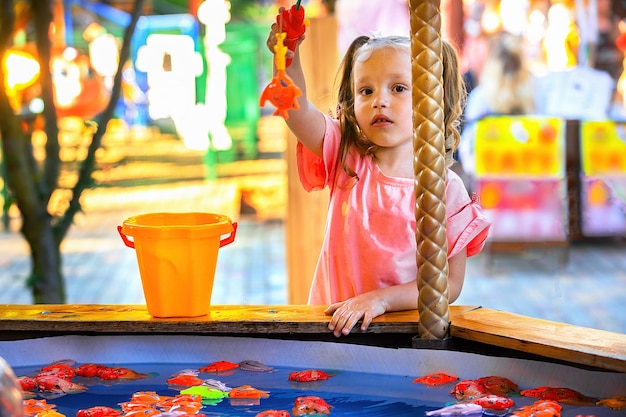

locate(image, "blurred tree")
(0, 0), (143, 303)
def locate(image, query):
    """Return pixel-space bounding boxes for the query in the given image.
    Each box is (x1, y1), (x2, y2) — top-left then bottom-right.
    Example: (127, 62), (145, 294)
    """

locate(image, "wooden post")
(285, 16), (337, 304)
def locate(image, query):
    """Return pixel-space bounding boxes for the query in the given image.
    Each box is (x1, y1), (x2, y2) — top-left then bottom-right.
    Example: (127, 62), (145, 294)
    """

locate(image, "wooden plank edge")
(450, 307), (626, 373)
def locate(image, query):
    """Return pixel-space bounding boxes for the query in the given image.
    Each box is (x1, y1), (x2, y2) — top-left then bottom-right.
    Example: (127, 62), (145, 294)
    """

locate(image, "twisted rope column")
(409, 0), (449, 340)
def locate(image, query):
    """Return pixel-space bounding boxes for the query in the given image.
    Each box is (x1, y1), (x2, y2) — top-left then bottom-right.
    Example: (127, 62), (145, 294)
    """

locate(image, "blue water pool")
(13, 361), (623, 417)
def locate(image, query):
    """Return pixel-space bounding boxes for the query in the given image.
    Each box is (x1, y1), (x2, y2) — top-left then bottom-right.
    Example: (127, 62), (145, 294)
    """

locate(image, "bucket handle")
(117, 225), (135, 249)
(221, 222), (238, 247)
(117, 222), (238, 249)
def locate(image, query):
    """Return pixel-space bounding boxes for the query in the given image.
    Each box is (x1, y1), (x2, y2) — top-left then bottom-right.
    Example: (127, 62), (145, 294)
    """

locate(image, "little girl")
(267, 21), (491, 337)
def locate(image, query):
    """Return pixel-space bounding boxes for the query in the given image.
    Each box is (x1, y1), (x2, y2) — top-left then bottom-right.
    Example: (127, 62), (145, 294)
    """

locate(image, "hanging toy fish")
(260, 2), (307, 120)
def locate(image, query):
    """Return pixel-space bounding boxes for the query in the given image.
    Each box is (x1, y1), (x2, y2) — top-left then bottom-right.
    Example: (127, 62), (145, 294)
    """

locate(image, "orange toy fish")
(288, 369), (333, 382)
(256, 411), (291, 417)
(229, 384), (270, 399)
(520, 386), (597, 406)
(199, 361), (239, 374)
(23, 399), (57, 417)
(166, 370), (204, 388)
(292, 395), (332, 416)
(597, 395), (626, 410)
(259, 32), (302, 120)
(413, 372), (459, 386)
(76, 406), (122, 417)
(511, 399), (562, 417)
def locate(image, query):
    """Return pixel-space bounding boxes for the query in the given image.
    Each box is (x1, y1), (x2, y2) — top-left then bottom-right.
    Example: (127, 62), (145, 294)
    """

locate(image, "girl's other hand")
(324, 293), (387, 337)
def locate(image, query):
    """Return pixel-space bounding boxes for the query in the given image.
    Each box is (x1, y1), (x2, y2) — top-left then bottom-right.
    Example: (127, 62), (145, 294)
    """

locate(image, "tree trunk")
(0, 0), (143, 304)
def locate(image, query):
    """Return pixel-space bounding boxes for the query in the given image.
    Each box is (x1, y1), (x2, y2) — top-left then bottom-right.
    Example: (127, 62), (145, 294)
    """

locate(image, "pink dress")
(297, 115), (491, 305)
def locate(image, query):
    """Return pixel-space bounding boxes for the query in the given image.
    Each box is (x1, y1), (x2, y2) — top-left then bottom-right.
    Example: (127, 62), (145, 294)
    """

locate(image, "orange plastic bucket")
(118, 212), (237, 318)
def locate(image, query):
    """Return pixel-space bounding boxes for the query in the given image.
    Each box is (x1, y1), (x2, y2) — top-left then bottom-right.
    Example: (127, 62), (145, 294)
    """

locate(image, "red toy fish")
(475, 376), (520, 396)
(18, 376), (37, 391)
(292, 395), (333, 416)
(450, 379), (488, 401)
(75, 363), (109, 378)
(74, 363), (148, 380)
(34, 374), (87, 395)
(288, 369), (333, 382)
(472, 394), (515, 411)
(413, 372), (459, 386)
(199, 360), (239, 373)
(39, 361), (76, 380)
(76, 406), (122, 417)
(520, 386), (597, 406)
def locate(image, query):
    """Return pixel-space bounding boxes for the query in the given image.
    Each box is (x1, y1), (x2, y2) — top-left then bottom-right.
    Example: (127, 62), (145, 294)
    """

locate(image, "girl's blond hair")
(335, 36), (465, 179)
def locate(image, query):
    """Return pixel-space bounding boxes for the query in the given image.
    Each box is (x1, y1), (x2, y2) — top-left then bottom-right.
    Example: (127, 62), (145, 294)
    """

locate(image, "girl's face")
(353, 46), (413, 151)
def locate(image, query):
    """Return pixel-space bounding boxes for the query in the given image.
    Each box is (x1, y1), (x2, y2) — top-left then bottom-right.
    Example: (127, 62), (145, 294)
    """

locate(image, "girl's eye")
(359, 87), (373, 96)
(393, 85), (408, 93)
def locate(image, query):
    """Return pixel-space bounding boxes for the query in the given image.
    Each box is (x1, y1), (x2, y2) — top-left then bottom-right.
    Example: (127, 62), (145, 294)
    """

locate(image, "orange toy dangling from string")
(260, 6), (307, 120)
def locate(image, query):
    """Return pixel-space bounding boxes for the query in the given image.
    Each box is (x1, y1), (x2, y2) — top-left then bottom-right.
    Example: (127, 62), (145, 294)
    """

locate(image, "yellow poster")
(475, 116), (565, 177)
(580, 121), (626, 175)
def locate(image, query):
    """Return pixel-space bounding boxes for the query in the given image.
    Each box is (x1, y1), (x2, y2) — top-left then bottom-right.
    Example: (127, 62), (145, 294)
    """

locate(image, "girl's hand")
(266, 7), (305, 59)
(324, 293), (388, 337)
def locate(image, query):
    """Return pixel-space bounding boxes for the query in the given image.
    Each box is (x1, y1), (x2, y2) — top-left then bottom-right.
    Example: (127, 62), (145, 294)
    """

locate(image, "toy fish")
(259, 32), (302, 120)
(256, 411), (291, 417)
(180, 386), (228, 400)
(413, 372), (459, 386)
(39, 361), (76, 380)
(202, 378), (231, 392)
(229, 384), (270, 399)
(76, 406), (122, 417)
(74, 363), (148, 380)
(520, 386), (597, 406)
(18, 376), (37, 391)
(167, 370), (204, 388)
(597, 395), (626, 410)
(450, 379), (488, 401)
(292, 395), (332, 416)
(37, 410), (66, 417)
(475, 376), (520, 396)
(511, 399), (562, 417)
(426, 403), (483, 416)
(239, 359), (276, 372)
(472, 394), (515, 411)
(74, 363), (109, 378)
(199, 360), (239, 374)
(288, 369), (333, 382)
(130, 391), (160, 405)
(23, 399), (57, 417)
(34, 374), (87, 396)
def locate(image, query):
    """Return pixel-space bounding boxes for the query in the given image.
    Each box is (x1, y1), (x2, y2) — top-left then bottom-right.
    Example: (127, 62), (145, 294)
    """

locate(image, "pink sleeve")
(296, 115), (341, 192)
(446, 170), (491, 258)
